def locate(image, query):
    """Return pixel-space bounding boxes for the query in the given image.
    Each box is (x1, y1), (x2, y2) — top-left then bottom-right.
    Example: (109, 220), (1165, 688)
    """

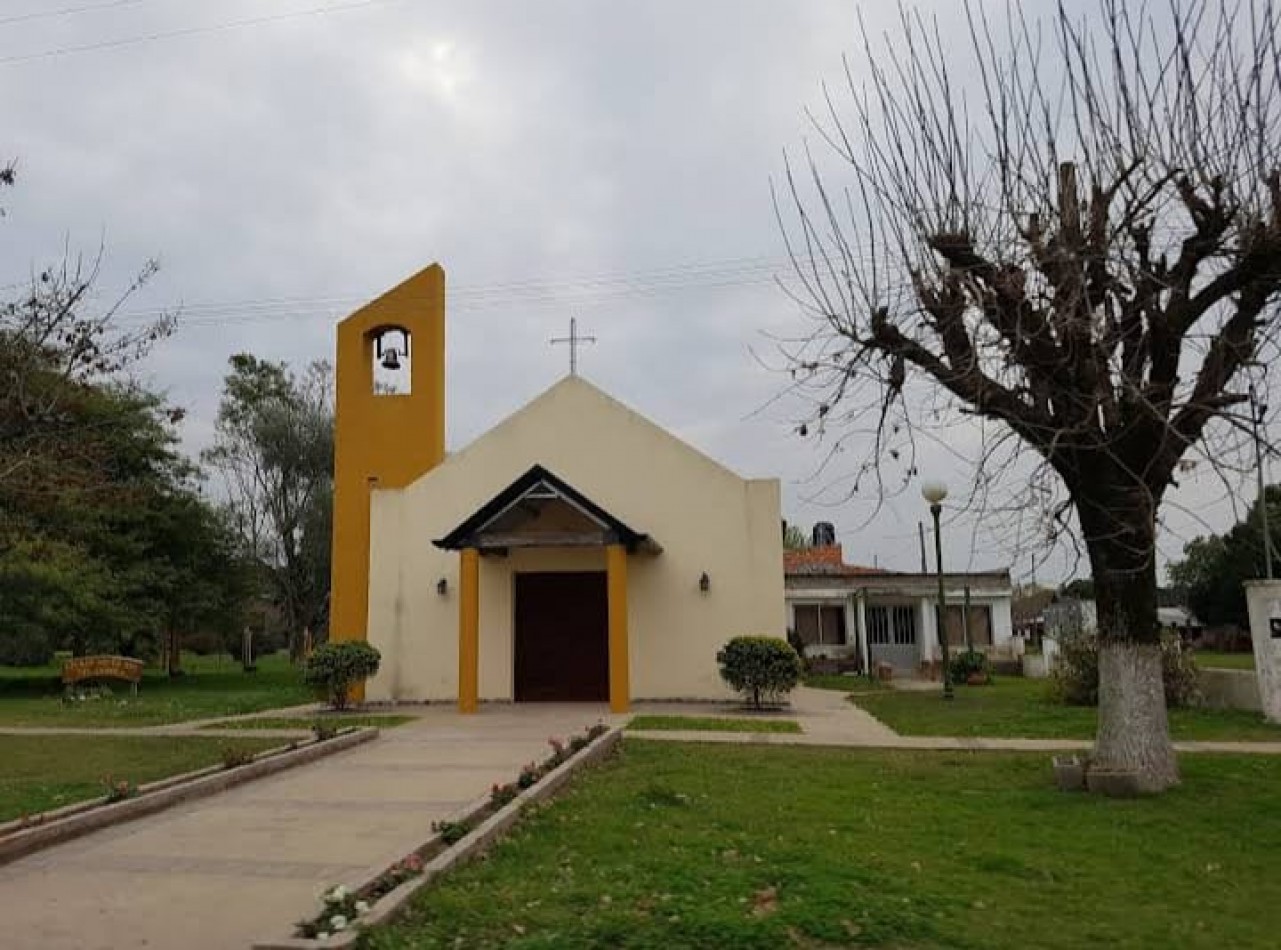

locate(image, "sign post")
(62, 656), (145, 694)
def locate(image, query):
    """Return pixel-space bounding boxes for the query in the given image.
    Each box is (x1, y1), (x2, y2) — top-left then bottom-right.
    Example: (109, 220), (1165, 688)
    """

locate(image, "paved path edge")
(252, 726), (624, 950)
(0, 728), (379, 867)
(625, 730), (1281, 754)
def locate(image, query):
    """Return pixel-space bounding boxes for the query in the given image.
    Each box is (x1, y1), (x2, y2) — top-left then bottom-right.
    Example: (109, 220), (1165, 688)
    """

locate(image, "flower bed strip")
(0, 727), (379, 867)
(252, 725), (623, 950)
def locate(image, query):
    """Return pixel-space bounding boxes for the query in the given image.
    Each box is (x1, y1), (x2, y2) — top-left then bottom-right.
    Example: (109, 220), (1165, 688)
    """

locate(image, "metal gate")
(867, 604), (919, 672)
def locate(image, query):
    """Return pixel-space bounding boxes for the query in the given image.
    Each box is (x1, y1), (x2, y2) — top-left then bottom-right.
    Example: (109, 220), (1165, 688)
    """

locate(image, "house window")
(867, 605), (916, 645)
(892, 605), (917, 645)
(793, 604), (847, 646)
(795, 606), (821, 646)
(943, 604), (993, 647)
(868, 606), (891, 645)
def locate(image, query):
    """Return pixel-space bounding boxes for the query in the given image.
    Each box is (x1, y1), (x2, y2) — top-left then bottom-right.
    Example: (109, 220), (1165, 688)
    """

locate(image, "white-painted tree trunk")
(1093, 641), (1179, 792)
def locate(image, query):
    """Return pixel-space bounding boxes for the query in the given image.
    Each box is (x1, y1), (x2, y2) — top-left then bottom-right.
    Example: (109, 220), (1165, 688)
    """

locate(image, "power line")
(107, 250), (899, 330)
(112, 255), (812, 328)
(0, 0), (403, 66)
(0, 0), (150, 28)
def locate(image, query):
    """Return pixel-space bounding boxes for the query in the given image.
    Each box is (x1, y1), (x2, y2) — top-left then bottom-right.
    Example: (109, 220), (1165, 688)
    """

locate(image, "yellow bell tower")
(329, 264), (446, 667)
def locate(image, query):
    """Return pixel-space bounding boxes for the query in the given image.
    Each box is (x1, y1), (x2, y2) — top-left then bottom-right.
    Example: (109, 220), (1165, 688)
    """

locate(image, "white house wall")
(784, 584), (1015, 667)
(365, 377), (786, 703)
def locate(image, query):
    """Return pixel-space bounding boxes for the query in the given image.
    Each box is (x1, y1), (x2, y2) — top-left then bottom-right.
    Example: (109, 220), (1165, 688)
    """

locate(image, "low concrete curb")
(253, 726), (624, 950)
(0, 727), (378, 867)
(626, 730), (1281, 754)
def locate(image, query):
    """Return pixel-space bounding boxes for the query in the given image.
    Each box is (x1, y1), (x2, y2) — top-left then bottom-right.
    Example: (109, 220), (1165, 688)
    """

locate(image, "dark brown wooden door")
(514, 572), (608, 702)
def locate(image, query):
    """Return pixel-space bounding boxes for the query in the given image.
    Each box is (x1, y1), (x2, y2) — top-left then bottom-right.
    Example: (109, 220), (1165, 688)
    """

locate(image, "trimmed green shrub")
(716, 636), (803, 710)
(949, 649), (991, 684)
(785, 628), (811, 670)
(302, 641), (382, 710)
(1049, 630), (1201, 707)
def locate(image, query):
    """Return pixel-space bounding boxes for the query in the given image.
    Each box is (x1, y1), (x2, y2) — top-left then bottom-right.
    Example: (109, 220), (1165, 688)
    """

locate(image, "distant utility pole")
(1250, 382), (1274, 579)
(918, 522), (928, 573)
(550, 316), (596, 376)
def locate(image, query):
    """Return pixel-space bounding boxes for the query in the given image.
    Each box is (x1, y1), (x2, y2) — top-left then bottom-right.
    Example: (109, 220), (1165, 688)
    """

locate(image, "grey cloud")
(0, 0), (1257, 584)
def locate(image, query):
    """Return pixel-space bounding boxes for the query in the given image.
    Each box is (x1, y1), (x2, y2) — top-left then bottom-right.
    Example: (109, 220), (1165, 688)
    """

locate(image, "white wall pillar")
(918, 597), (936, 664)
(855, 592), (868, 673)
(1245, 580), (1281, 723)
(990, 596), (1015, 652)
(842, 595), (857, 666)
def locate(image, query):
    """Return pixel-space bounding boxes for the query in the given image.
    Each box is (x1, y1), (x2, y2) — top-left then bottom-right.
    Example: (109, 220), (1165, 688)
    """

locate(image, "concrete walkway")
(628, 686), (1281, 754)
(5, 689), (1280, 949)
(0, 704), (620, 950)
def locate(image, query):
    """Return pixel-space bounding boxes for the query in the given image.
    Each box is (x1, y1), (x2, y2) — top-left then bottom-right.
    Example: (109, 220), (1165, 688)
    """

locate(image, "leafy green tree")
(140, 488), (255, 674)
(0, 537), (114, 665)
(204, 354), (334, 659)
(0, 164), (247, 666)
(783, 522), (810, 551)
(1168, 486), (1281, 629)
(1, 380), (252, 664)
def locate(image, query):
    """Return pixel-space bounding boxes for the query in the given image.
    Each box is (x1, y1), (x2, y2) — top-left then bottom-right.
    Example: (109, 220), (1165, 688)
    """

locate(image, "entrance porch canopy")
(432, 464), (662, 555)
(432, 465), (658, 715)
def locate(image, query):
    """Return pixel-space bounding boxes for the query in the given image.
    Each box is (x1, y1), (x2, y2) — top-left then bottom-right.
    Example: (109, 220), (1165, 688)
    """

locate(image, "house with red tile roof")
(783, 527), (1015, 677)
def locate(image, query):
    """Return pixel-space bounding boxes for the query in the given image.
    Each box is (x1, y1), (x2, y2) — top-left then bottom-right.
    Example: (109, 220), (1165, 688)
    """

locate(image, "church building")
(328, 264), (785, 712)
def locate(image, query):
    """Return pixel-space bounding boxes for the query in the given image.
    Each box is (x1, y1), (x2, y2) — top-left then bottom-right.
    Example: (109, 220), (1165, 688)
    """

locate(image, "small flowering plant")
(293, 722), (612, 940)
(296, 879), (386, 939)
(490, 782), (520, 807)
(517, 762), (541, 789)
(101, 775), (135, 803)
(432, 819), (472, 845)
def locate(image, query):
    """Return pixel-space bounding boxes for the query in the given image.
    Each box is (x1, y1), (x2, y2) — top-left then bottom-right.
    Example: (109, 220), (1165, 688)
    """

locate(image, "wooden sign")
(62, 655), (145, 687)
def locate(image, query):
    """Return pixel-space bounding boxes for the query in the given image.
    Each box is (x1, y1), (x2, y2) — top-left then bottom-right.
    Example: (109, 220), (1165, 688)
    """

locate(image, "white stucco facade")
(785, 570), (1016, 675)
(364, 376), (785, 703)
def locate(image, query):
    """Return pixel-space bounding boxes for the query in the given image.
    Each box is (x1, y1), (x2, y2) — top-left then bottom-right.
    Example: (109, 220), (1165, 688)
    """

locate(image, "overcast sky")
(0, 0), (1265, 584)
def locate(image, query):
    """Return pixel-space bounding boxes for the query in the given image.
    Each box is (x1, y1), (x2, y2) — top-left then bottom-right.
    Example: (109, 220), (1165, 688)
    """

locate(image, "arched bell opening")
(370, 325), (412, 395)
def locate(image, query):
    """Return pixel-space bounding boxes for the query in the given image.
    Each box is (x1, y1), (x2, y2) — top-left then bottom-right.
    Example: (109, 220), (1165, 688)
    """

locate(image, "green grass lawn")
(803, 672), (887, 692)
(627, 716), (801, 734)
(0, 734), (281, 822)
(200, 714), (417, 731)
(1195, 651), (1255, 670)
(363, 741), (1281, 949)
(854, 677), (1281, 741)
(0, 652), (313, 727)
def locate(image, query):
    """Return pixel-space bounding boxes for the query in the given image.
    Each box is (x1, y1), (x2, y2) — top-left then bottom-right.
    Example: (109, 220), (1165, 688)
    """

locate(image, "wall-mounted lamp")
(698, 572), (711, 593)
(436, 577), (448, 597)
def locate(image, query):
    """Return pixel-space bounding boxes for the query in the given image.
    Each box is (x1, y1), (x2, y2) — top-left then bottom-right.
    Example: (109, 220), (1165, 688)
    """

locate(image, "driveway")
(0, 704), (619, 950)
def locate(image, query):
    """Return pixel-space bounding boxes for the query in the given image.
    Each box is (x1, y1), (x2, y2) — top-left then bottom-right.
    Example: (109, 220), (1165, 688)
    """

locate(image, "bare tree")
(777, 0), (1281, 791)
(1, 162), (173, 493)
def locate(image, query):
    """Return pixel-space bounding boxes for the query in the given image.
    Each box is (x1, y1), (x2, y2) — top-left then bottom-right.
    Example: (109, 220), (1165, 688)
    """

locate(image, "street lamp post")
(1249, 382), (1273, 579)
(922, 480), (954, 700)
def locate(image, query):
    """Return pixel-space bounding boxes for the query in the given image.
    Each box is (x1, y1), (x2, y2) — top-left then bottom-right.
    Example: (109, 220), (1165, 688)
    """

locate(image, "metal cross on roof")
(550, 316), (596, 376)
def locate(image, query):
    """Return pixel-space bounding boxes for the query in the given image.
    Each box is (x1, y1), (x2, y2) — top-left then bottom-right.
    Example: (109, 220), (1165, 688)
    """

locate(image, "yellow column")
(458, 548), (479, 714)
(606, 544), (630, 713)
